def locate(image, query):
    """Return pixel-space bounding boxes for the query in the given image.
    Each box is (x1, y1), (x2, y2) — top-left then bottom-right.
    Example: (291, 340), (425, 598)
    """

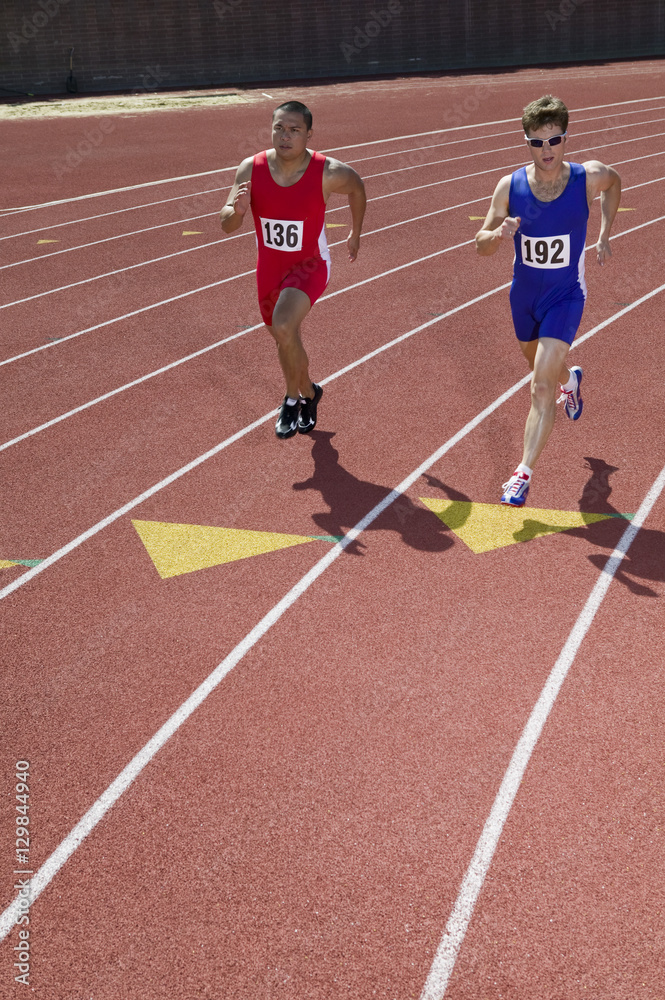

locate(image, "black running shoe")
(275, 397), (300, 439)
(297, 383), (323, 434)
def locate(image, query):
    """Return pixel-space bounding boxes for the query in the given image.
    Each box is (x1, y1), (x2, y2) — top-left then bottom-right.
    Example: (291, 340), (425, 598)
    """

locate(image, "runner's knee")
(531, 374), (558, 406)
(270, 317), (300, 346)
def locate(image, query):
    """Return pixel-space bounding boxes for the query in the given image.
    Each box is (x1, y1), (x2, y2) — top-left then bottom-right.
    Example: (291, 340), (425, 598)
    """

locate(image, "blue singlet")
(508, 161), (589, 344)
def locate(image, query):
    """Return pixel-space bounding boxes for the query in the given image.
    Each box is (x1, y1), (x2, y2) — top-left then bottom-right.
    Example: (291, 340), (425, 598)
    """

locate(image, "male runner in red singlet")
(221, 101), (366, 438)
(476, 95), (621, 507)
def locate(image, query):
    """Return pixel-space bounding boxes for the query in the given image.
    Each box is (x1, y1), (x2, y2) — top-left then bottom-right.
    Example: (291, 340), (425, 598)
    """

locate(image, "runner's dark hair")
(273, 100), (312, 131)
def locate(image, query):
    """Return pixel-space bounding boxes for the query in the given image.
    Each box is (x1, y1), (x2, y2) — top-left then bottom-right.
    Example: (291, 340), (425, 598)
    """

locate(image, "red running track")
(1, 60), (665, 999)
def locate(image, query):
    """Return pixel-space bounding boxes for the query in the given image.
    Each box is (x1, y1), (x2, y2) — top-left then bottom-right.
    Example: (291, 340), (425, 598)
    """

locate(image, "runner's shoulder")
(323, 155), (363, 194)
(581, 158), (617, 194)
(235, 156), (255, 182)
(581, 159), (612, 183)
(323, 155), (351, 177)
(492, 172), (513, 207)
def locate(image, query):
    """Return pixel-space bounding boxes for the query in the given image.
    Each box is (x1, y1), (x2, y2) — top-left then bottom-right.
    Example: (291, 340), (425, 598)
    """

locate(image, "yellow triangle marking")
(37, 239), (59, 244)
(0, 560), (19, 569)
(468, 216), (485, 220)
(419, 499), (619, 554)
(617, 207), (635, 212)
(132, 520), (318, 578)
(326, 223), (346, 228)
(182, 230), (204, 235)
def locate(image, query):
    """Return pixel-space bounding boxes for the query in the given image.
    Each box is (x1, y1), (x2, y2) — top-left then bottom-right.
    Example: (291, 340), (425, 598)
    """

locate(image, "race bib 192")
(260, 217), (304, 252)
(520, 233), (570, 269)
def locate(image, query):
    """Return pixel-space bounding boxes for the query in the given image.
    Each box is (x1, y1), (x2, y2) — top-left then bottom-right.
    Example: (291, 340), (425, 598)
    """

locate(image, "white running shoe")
(500, 469), (531, 507)
(558, 366), (583, 420)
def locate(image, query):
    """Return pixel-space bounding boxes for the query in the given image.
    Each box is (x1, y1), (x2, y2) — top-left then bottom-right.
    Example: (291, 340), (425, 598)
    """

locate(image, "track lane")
(0, 198), (660, 512)
(1, 66), (664, 996)
(2, 305), (663, 997)
(420, 464), (665, 999)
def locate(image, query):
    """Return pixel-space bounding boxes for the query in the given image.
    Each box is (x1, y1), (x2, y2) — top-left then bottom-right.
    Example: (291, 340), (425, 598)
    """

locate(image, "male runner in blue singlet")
(476, 95), (621, 507)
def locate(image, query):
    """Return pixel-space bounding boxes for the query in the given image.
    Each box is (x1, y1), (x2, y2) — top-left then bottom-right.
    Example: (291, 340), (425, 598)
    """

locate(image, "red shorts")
(257, 252), (331, 326)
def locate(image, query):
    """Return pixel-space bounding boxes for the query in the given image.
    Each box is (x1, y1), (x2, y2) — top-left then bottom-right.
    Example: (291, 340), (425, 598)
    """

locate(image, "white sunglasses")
(525, 132), (567, 148)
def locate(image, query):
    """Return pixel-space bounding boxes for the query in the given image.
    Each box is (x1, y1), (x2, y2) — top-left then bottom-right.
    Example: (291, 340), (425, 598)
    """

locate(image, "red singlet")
(250, 149), (331, 325)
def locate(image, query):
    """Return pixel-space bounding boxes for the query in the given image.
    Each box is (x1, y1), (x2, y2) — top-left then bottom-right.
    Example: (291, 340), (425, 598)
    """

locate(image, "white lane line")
(366, 131), (665, 185)
(1, 206), (663, 454)
(328, 96), (665, 153)
(3, 269), (665, 604)
(4, 149), (663, 297)
(349, 112), (665, 166)
(2, 168), (239, 214)
(612, 149), (665, 167)
(623, 174), (665, 191)
(0, 353), (535, 943)
(0, 188), (227, 243)
(2, 278), (664, 942)
(1, 174), (478, 273)
(1, 238), (228, 306)
(0, 282), (507, 589)
(0, 274), (253, 368)
(5, 96), (662, 214)
(0, 213), (225, 272)
(419, 460), (665, 1000)
(2, 190), (661, 375)
(0, 238), (476, 367)
(0, 232), (483, 452)
(364, 128), (665, 182)
(4, 105), (663, 243)
(0, 323), (265, 452)
(0, 282), (508, 600)
(0, 157), (527, 278)
(0, 195), (485, 309)
(5, 117), (665, 273)
(10, 135), (663, 296)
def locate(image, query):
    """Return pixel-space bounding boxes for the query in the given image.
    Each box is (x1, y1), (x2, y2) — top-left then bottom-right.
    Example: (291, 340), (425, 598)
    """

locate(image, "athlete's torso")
(250, 149), (329, 261)
(509, 161), (589, 299)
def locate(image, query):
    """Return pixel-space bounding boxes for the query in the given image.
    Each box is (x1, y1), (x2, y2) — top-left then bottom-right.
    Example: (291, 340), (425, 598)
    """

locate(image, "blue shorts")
(510, 287), (585, 346)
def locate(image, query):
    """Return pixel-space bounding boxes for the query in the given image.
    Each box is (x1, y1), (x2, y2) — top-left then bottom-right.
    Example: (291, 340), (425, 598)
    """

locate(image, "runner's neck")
(266, 148), (313, 187)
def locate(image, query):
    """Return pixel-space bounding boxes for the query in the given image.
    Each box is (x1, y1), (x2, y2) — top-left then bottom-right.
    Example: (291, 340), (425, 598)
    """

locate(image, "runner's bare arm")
(584, 160), (621, 265)
(475, 174), (520, 256)
(220, 158), (253, 234)
(323, 158), (367, 261)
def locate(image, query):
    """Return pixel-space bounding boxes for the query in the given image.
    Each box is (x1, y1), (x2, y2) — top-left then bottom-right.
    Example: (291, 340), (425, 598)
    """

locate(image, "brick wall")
(1, 0), (664, 97)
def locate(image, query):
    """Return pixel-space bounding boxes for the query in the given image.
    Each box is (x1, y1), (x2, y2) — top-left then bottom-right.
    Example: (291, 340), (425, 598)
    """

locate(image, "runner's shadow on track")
(292, 432), (470, 555)
(565, 456), (665, 597)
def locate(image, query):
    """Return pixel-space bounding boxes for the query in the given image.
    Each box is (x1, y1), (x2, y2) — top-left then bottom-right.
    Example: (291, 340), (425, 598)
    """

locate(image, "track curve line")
(419, 460), (665, 1000)
(2, 326), (663, 949)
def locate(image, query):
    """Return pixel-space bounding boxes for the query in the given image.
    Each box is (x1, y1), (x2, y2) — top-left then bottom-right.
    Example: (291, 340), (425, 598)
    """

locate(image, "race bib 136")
(260, 217), (304, 252)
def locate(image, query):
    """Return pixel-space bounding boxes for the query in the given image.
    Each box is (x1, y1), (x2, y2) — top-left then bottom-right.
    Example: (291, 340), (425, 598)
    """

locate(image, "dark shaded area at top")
(1, 0), (664, 97)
